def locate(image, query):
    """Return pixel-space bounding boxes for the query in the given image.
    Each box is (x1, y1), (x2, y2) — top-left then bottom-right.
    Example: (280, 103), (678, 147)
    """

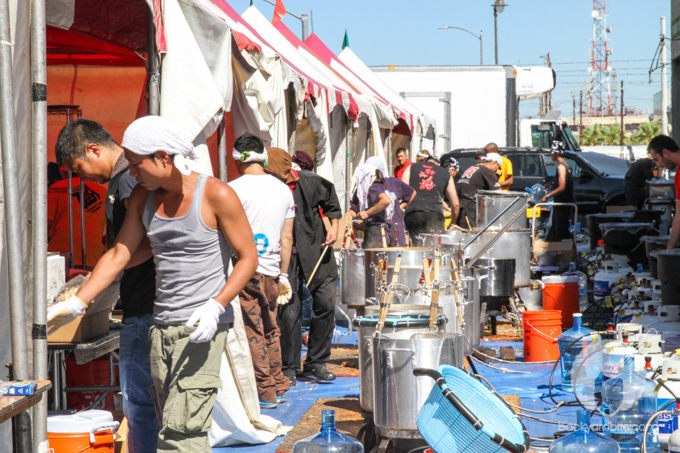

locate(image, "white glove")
(47, 295), (88, 326)
(185, 298), (225, 343)
(278, 274), (292, 305)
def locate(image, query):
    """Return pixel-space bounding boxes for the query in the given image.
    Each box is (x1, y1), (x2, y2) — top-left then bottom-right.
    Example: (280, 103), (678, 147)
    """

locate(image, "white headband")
(232, 149), (269, 165)
(416, 151), (429, 158)
(122, 115), (198, 176)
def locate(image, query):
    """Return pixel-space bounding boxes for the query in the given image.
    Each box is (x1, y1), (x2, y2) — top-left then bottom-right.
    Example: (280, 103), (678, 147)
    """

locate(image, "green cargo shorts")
(149, 323), (229, 452)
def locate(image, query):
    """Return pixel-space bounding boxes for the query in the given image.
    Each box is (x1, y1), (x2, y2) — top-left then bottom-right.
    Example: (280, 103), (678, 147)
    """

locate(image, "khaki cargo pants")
(149, 323), (229, 452)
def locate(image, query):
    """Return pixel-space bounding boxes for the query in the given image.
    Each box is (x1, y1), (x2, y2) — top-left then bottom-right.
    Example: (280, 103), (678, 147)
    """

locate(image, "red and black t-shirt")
(456, 164), (501, 202)
(405, 162), (450, 214)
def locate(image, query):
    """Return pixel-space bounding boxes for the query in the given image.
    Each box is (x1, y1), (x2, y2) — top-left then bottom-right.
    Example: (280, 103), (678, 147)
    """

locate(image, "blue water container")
(602, 356), (660, 453)
(557, 313), (601, 393)
(293, 410), (365, 452)
(549, 410), (619, 452)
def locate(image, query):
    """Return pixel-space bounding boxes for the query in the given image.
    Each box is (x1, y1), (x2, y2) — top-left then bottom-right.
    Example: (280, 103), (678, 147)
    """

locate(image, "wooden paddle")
(376, 254), (402, 333)
(430, 252), (441, 329)
(449, 256), (466, 329)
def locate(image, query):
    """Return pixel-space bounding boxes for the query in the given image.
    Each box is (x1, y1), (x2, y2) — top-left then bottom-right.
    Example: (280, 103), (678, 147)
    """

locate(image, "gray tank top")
(142, 173), (234, 325)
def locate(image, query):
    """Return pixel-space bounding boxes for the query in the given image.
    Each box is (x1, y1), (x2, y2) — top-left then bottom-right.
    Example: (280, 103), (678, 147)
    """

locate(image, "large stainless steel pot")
(372, 331), (465, 435)
(656, 249), (680, 305)
(472, 258), (515, 297)
(476, 190), (529, 230)
(463, 229), (531, 288)
(364, 248), (454, 300)
(645, 235), (671, 278)
(438, 281), (481, 354)
(340, 249), (365, 305)
(411, 230), (469, 249)
(353, 313), (445, 413)
(647, 180), (675, 200)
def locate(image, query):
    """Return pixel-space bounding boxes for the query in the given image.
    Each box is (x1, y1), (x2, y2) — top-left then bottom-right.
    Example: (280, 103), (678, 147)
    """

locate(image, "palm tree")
(631, 121), (662, 145)
(600, 124), (623, 145)
(581, 124), (604, 146)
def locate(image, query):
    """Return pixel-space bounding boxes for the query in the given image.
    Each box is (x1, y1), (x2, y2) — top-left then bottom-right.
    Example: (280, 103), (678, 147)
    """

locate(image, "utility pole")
(620, 81), (625, 148)
(661, 16), (669, 135)
(579, 91), (584, 143)
(573, 96), (577, 129)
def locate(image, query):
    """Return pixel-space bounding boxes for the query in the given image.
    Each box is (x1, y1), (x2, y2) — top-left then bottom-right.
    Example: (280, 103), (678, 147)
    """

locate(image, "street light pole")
(439, 26), (483, 65)
(492, 0), (508, 65)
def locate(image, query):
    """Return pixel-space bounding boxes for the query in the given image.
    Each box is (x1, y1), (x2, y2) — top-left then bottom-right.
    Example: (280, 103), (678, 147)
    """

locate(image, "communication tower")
(588, 0), (613, 114)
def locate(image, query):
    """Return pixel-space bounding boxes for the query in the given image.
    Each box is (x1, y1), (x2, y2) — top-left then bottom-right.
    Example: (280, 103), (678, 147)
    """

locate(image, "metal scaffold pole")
(31, 0), (49, 449)
(0, 0), (32, 450)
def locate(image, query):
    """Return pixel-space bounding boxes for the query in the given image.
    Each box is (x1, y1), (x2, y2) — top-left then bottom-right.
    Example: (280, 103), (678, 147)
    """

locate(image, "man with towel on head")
(48, 115), (259, 452)
(455, 152), (502, 229)
(264, 148), (342, 384)
(229, 133), (294, 409)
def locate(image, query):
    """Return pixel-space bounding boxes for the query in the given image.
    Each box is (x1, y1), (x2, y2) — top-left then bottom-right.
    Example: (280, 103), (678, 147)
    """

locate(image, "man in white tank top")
(229, 133), (295, 409)
(48, 116), (259, 452)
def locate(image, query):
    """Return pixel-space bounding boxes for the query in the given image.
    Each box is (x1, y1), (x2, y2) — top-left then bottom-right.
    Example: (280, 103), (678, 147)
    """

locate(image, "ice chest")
(47, 409), (119, 452)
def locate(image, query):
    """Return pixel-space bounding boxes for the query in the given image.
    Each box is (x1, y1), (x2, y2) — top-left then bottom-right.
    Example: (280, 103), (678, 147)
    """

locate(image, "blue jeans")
(119, 315), (160, 453)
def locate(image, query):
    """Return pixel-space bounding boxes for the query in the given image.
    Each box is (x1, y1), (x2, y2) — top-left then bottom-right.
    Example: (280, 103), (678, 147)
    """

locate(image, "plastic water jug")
(602, 356), (660, 452)
(548, 410), (619, 452)
(594, 261), (625, 301)
(293, 410), (365, 452)
(657, 357), (680, 449)
(564, 263), (588, 312)
(557, 313), (601, 393)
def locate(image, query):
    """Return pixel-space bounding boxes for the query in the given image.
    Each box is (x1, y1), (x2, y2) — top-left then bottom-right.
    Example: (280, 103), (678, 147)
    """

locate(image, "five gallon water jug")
(594, 261), (625, 301)
(601, 356), (660, 453)
(564, 262), (588, 312)
(548, 410), (619, 452)
(557, 313), (601, 393)
(293, 410), (365, 452)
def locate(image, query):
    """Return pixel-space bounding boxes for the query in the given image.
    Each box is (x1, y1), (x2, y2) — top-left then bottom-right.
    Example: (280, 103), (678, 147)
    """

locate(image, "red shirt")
(394, 159), (413, 179)
(675, 169), (680, 200)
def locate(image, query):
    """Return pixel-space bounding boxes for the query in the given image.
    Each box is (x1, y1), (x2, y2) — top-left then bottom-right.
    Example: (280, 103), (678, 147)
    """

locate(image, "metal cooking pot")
(475, 190), (529, 231)
(644, 235), (672, 278)
(646, 180), (675, 200)
(364, 248), (454, 300)
(472, 258), (515, 297)
(463, 229), (531, 288)
(372, 331), (465, 435)
(411, 230), (469, 249)
(353, 313), (445, 413)
(340, 249), (365, 305)
(656, 249), (680, 306)
(437, 281), (481, 354)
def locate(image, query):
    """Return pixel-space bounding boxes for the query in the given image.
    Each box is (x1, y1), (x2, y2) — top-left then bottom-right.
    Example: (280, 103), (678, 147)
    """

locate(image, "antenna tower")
(588, 0), (613, 115)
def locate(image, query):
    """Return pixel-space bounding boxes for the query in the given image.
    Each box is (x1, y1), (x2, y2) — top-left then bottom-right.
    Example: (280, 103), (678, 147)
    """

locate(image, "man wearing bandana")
(49, 116), (258, 452)
(229, 133), (294, 408)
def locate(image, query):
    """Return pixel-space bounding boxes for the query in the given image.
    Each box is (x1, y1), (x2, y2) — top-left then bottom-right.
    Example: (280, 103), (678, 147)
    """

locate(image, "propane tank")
(658, 357), (680, 450)
(594, 261), (625, 301)
(670, 424), (680, 452)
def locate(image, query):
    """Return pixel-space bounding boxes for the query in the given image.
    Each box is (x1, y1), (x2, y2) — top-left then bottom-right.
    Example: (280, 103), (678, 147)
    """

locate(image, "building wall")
(672, 0), (680, 141)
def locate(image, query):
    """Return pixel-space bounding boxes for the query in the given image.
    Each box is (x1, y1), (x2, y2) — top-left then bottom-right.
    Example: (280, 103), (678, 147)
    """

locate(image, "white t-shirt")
(229, 174), (295, 276)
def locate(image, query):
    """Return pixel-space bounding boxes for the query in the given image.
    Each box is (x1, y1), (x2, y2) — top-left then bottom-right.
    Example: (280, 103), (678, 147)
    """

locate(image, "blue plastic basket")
(416, 365), (530, 453)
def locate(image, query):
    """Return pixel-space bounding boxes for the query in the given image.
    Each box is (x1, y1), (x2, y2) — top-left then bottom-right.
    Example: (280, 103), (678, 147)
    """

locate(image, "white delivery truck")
(372, 65), (578, 155)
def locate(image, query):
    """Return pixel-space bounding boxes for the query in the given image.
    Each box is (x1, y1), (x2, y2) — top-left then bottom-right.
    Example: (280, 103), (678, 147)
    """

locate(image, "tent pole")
(345, 117), (351, 212)
(148, 11), (160, 115)
(0, 0), (32, 450)
(387, 130), (393, 173)
(218, 115), (227, 182)
(31, 0), (48, 448)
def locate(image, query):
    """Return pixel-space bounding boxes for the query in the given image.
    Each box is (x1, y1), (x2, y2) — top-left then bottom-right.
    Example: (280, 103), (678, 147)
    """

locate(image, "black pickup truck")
(440, 147), (628, 214)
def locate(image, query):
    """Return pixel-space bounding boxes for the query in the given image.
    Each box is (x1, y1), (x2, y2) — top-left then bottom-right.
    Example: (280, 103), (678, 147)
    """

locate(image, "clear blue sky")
(234, 0), (670, 118)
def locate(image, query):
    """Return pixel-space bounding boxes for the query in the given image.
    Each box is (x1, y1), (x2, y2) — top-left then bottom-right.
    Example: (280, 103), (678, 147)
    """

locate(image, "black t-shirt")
(405, 162), (450, 214)
(456, 165), (501, 202)
(625, 158), (655, 188)
(106, 167), (156, 319)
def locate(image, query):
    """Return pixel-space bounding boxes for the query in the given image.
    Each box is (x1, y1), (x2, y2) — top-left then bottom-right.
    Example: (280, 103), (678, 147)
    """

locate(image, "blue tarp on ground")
(213, 335), (584, 451)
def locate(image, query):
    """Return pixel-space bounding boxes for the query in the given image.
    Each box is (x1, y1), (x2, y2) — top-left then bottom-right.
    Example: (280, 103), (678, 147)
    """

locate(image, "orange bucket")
(522, 310), (561, 362)
(47, 410), (118, 453)
(541, 276), (580, 330)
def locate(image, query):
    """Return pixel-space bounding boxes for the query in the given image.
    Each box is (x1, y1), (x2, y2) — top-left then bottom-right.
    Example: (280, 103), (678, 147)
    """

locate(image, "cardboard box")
(48, 281), (119, 343)
(606, 205), (636, 214)
(533, 240), (577, 265)
(47, 253), (65, 304)
(112, 411), (128, 453)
